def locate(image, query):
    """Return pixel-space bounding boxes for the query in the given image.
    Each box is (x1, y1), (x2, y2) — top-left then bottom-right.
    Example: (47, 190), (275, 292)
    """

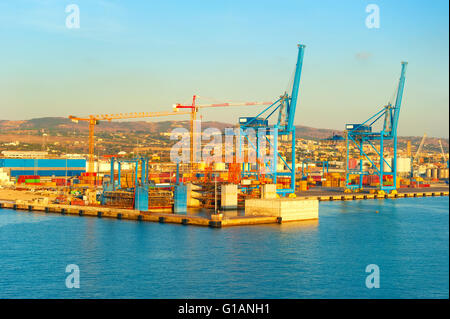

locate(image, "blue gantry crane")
(238, 44), (306, 195)
(102, 156), (149, 210)
(345, 62), (408, 194)
(101, 157), (188, 213)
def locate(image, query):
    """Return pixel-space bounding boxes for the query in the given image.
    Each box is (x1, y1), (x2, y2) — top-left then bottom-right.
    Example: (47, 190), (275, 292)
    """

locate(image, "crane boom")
(70, 111), (191, 122)
(413, 133), (427, 162)
(287, 44), (306, 131)
(391, 62), (408, 135)
(174, 100), (273, 110)
(438, 140), (447, 162)
(69, 110), (191, 175)
(196, 101), (273, 109)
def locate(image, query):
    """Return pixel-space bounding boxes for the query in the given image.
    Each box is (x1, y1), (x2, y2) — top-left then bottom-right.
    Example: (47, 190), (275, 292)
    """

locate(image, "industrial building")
(0, 158), (86, 177)
(1, 151), (49, 158)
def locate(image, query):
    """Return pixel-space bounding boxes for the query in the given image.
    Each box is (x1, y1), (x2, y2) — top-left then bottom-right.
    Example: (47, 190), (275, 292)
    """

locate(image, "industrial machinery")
(238, 44), (306, 195)
(322, 133), (345, 145)
(69, 110), (190, 176)
(345, 61), (408, 194)
(438, 139), (448, 168)
(173, 95), (273, 165)
(101, 156), (150, 210)
(410, 133), (426, 177)
(300, 160), (329, 178)
(101, 157), (188, 212)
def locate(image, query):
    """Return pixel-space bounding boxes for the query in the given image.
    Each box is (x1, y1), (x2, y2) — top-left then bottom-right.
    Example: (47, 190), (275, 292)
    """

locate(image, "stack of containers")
(79, 172), (101, 186)
(399, 178), (410, 188)
(276, 177), (290, 189)
(17, 175), (41, 186)
(52, 178), (70, 186)
(367, 175), (380, 187)
(382, 175), (394, 187)
(298, 180), (308, 191)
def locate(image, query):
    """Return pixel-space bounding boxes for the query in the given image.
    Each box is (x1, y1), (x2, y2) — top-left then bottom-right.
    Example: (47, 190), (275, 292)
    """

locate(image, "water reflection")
(278, 219), (319, 231)
(0, 197), (447, 298)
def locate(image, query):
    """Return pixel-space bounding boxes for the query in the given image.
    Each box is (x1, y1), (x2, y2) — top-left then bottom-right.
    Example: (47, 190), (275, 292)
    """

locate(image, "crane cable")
(387, 75), (400, 107)
(279, 67), (296, 124)
(285, 68), (295, 96)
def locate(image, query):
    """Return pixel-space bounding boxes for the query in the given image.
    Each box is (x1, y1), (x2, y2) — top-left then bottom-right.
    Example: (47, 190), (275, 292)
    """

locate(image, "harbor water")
(0, 197), (448, 298)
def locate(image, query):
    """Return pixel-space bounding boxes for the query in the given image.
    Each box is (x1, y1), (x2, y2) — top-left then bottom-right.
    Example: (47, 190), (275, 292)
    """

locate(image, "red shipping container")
(348, 158), (358, 169)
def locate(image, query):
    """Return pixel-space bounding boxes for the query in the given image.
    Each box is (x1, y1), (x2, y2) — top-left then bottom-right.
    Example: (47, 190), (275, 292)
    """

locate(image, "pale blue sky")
(0, 0), (448, 137)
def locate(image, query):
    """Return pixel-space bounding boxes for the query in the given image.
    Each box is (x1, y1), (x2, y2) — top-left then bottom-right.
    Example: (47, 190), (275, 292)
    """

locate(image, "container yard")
(0, 44), (448, 228)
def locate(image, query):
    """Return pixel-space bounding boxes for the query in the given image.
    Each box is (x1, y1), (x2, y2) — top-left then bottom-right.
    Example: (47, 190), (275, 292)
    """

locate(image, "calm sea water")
(0, 197), (448, 299)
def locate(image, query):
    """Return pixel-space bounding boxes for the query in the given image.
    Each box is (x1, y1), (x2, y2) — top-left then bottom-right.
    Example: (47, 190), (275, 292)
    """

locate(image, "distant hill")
(0, 117), (447, 151)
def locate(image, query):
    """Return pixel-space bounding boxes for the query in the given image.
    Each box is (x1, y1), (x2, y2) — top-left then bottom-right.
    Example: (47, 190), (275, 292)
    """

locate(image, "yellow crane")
(69, 110), (191, 175)
(438, 139), (448, 167)
(413, 133), (427, 163)
(410, 133), (426, 177)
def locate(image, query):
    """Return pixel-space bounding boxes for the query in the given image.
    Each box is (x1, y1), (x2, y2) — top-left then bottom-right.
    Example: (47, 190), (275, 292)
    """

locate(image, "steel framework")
(69, 111), (190, 175)
(239, 44), (306, 195)
(102, 156), (150, 210)
(345, 62), (408, 193)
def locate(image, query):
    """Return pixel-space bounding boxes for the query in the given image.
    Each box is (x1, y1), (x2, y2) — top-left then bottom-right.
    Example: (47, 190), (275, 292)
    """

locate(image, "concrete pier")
(221, 184), (238, 210)
(261, 184), (277, 199)
(0, 201), (281, 228)
(0, 189), (447, 228)
(186, 183), (201, 207)
(245, 198), (319, 222)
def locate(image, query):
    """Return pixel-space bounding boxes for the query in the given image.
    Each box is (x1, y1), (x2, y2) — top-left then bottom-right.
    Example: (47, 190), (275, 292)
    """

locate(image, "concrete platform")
(221, 184), (238, 210)
(296, 186), (449, 198)
(0, 201), (282, 228)
(245, 198), (319, 222)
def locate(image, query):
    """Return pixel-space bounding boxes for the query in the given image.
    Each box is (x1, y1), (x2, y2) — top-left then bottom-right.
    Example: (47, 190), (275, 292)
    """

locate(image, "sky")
(0, 0), (448, 138)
